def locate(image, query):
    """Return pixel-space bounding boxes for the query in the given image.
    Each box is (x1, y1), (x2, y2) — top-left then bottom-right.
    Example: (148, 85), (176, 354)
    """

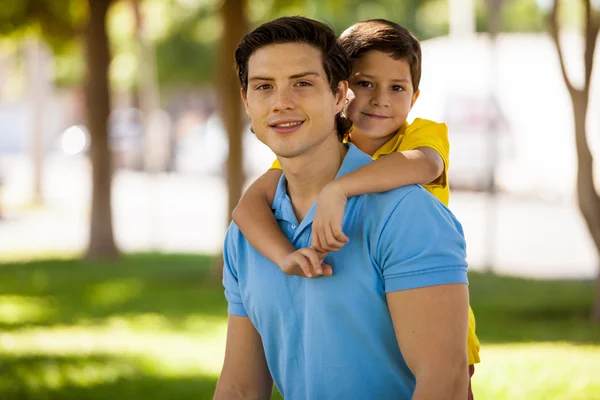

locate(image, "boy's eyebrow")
(356, 73), (410, 83)
(248, 72), (321, 82)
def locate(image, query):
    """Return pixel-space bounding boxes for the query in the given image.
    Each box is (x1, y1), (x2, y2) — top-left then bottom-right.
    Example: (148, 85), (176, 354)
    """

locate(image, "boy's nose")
(370, 91), (390, 108)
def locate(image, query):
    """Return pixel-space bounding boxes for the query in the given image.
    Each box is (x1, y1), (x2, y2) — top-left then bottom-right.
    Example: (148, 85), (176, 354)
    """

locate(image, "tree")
(548, 0), (600, 322)
(218, 0), (249, 227)
(0, 0), (120, 259)
(84, 0), (120, 259)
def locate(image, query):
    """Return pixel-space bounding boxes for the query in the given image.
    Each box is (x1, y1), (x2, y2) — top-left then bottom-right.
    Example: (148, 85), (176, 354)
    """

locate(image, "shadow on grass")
(0, 353), (219, 400)
(469, 272), (600, 344)
(0, 254), (227, 332)
(1, 254), (599, 345)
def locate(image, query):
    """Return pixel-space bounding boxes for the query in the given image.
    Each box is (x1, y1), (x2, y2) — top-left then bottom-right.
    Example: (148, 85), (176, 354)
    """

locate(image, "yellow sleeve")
(397, 118), (450, 188)
(270, 158), (282, 170)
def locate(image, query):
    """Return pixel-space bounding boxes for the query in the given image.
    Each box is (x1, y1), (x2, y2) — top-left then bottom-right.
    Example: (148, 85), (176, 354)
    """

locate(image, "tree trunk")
(214, 0), (248, 275)
(84, 0), (119, 260)
(219, 0), (248, 222)
(571, 92), (600, 322)
(549, 0), (600, 323)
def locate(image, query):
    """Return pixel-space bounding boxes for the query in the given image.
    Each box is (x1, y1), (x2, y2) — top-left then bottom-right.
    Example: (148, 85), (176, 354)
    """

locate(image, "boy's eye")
(391, 85), (405, 92)
(295, 81), (312, 87)
(255, 84), (272, 90)
(357, 81), (374, 88)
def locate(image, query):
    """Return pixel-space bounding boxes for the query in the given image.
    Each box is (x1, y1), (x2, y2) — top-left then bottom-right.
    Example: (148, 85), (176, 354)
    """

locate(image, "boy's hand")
(312, 181), (350, 253)
(278, 248), (332, 278)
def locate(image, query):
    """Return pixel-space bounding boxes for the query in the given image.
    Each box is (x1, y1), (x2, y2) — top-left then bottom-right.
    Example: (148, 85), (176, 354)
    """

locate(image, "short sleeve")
(222, 225), (248, 316)
(375, 187), (468, 293)
(270, 158), (282, 170)
(398, 118), (450, 188)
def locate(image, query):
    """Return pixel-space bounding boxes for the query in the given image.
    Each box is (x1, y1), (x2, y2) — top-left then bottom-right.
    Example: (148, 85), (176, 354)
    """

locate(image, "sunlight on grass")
(473, 343), (600, 400)
(0, 316), (228, 378)
(87, 279), (143, 308)
(0, 295), (56, 325)
(1, 255), (598, 399)
(0, 358), (137, 392)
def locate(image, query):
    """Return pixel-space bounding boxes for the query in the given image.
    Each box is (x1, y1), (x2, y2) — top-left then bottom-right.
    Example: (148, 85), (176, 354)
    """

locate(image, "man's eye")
(295, 81), (312, 87)
(255, 84), (272, 90)
(391, 85), (405, 92)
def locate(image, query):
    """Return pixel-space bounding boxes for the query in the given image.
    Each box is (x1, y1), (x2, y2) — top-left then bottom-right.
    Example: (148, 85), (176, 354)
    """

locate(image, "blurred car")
(444, 95), (514, 191)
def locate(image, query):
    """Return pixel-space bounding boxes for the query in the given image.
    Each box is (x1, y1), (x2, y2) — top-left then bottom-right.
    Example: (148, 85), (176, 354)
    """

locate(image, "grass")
(0, 254), (599, 399)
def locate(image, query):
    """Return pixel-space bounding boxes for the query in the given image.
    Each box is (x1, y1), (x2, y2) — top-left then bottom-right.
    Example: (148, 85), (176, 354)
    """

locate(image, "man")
(214, 16), (470, 400)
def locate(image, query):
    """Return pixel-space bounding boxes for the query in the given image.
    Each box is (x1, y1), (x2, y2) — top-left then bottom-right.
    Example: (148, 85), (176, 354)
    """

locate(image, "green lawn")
(0, 254), (598, 399)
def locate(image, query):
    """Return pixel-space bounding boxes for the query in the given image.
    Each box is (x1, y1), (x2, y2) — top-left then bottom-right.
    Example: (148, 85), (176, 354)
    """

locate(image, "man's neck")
(279, 135), (347, 222)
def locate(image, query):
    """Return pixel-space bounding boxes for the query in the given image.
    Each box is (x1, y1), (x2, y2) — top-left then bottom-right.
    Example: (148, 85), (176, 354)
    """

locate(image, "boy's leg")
(467, 364), (475, 400)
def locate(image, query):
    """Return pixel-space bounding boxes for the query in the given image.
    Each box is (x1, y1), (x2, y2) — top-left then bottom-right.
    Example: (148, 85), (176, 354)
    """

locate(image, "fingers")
(311, 225), (327, 253)
(321, 262), (333, 277)
(293, 251), (317, 278)
(299, 247), (323, 276)
(322, 224), (347, 252)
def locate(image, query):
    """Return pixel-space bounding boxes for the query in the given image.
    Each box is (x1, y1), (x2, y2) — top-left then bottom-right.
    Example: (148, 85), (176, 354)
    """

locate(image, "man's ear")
(335, 80), (349, 114)
(410, 89), (420, 109)
(240, 88), (250, 117)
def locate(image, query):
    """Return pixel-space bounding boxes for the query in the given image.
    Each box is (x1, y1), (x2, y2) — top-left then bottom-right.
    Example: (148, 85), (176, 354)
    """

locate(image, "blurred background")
(0, 0), (599, 399)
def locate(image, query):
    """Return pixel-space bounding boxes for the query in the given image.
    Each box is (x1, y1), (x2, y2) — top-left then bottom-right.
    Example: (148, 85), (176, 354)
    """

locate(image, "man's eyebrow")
(289, 72), (321, 79)
(248, 76), (274, 82)
(356, 73), (409, 83)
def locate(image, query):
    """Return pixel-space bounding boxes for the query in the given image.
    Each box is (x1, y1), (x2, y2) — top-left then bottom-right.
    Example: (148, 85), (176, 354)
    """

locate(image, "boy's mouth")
(362, 112), (390, 120)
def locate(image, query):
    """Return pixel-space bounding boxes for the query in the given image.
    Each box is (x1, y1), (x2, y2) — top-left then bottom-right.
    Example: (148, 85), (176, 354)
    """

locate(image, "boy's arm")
(232, 169), (292, 266)
(213, 315), (273, 400)
(335, 146), (443, 198)
(233, 169), (329, 277)
(311, 147), (444, 252)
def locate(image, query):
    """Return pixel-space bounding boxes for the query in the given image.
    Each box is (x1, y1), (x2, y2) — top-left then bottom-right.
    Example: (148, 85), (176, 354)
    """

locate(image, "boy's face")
(346, 50), (420, 141)
(241, 43), (347, 159)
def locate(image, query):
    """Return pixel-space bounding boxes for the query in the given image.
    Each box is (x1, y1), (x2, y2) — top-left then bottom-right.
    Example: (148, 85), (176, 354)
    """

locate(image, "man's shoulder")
(362, 184), (435, 210)
(224, 222), (247, 253)
(359, 184), (459, 228)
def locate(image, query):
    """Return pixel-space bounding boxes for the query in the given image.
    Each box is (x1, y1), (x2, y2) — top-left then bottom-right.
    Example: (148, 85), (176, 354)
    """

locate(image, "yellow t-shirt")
(270, 118), (481, 365)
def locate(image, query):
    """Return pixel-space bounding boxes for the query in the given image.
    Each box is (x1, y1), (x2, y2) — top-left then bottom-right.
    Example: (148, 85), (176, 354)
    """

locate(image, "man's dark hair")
(339, 19), (422, 92)
(235, 16), (352, 138)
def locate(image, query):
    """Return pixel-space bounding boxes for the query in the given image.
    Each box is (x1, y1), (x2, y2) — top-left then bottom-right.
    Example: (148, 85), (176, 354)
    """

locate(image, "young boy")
(232, 18), (480, 396)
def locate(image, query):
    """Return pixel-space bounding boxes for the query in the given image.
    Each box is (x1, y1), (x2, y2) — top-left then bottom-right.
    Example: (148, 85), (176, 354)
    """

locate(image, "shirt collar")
(271, 143), (372, 230)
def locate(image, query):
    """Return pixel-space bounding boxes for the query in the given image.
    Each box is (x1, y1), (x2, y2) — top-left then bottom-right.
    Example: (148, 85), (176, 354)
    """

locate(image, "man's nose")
(272, 87), (296, 112)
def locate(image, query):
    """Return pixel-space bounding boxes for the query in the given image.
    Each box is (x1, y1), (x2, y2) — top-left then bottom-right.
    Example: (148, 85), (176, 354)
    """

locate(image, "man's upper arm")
(376, 188), (468, 292)
(222, 226), (248, 317)
(217, 229), (272, 399)
(214, 315), (273, 400)
(386, 284), (469, 383)
(376, 189), (469, 388)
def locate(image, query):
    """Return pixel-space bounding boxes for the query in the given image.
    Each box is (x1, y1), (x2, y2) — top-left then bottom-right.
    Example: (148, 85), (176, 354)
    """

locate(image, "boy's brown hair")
(339, 19), (422, 92)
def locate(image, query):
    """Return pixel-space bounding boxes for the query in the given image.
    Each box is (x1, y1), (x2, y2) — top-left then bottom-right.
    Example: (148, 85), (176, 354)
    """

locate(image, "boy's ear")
(411, 89), (420, 109)
(240, 88), (250, 117)
(335, 80), (349, 114)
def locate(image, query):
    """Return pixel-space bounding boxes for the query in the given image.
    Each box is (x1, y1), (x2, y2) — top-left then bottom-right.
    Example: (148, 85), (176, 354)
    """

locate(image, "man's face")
(241, 43), (347, 159)
(346, 50), (420, 141)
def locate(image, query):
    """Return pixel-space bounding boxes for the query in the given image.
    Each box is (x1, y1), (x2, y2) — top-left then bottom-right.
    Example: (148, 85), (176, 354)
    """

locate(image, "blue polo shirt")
(223, 143), (468, 400)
